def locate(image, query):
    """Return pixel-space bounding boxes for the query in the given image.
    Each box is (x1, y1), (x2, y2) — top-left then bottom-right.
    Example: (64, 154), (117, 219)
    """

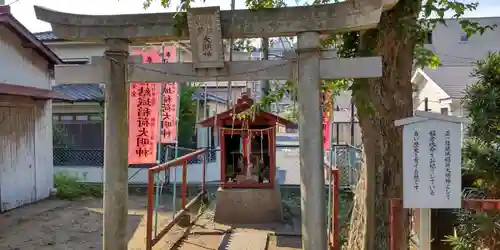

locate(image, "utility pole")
(102, 38), (129, 250)
(260, 38), (270, 110)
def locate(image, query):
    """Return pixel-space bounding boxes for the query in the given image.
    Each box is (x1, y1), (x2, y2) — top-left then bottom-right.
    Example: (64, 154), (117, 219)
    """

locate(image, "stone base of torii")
(34, 0), (399, 249)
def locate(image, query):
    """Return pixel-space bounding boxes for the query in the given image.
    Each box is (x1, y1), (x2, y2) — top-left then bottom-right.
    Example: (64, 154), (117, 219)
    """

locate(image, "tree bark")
(347, 0), (422, 249)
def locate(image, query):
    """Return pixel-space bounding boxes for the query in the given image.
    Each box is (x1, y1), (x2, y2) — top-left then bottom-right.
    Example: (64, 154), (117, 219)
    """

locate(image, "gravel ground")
(0, 195), (179, 250)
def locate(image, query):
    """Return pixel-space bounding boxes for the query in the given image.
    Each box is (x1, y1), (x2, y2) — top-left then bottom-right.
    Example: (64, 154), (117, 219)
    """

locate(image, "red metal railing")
(145, 148), (207, 250)
(325, 164), (340, 250)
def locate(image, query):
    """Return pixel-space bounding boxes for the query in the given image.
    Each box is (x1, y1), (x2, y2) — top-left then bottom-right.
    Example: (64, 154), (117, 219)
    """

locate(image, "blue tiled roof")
(52, 84), (103, 101)
(53, 83), (226, 104)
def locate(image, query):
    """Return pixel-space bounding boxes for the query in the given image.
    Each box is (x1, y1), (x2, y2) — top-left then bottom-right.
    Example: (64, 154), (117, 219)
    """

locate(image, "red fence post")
(181, 162), (187, 209)
(202, 151), (206, 192)
(332, 168), (340, 249)
(145, 149), (206, 249)
(146, 170), (154, 250)
(389, 199), (402, 250)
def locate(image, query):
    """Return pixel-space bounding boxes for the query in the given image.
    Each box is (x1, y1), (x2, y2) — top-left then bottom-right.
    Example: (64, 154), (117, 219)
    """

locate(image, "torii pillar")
(102, 39), (130, 250)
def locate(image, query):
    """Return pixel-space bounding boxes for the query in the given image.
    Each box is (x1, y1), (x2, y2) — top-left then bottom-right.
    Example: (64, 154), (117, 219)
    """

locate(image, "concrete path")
(221, 231), (268, 250)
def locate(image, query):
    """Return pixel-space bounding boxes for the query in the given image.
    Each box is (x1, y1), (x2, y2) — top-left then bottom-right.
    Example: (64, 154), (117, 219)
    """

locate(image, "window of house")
(424, 31), (433, 44)
(75, 115), (89, 121)
(89, 115), (103, 121)
(60, 115), (74, 121)
(440, 107), (449, 115)
(53, 113), (104, 148)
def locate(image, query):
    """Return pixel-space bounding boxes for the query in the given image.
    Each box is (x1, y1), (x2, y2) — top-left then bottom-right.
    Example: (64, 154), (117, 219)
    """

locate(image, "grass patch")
(54, 172), (103, 200)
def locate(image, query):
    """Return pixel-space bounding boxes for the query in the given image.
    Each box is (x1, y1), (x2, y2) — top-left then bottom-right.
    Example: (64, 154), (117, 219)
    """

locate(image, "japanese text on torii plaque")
(187, 7), (224, 68)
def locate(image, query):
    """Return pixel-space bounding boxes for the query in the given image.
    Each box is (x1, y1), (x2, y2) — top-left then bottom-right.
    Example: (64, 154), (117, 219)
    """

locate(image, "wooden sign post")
(34, 1), (399, 249)
(395, 111), (469, 250)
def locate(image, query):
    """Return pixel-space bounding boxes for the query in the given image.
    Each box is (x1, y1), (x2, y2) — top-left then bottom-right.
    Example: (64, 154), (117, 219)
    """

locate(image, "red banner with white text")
(128, 82), (160, 164)
(127, 47), (179, 164)
(322, 92), (334, 152)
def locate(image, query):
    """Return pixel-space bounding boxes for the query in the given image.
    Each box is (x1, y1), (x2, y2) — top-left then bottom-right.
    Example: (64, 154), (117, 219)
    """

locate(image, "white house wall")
(415, 76), (451, 113)
(0, 27), (51, 89)
(52, 102), (103, 114)
(55, 161), (221, 184)
(0, 96), (53, 211)
(34, 100), (54, 201)
(46, 43), (106, 61)
(430, 17), (500, 65)
(0, 104), (36, 211)
(0, 26), (54, 210)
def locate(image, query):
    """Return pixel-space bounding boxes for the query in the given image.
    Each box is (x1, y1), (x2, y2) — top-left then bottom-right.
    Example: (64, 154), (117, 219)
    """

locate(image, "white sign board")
(401, 117), (462, 209)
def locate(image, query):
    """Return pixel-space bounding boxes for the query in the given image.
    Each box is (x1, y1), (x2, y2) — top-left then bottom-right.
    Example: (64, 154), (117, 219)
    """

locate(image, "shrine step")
(218, 231), (269, 250)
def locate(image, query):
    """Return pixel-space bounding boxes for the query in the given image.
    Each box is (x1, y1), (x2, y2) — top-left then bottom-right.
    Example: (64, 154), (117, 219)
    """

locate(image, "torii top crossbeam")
(34, 0), (398, 43)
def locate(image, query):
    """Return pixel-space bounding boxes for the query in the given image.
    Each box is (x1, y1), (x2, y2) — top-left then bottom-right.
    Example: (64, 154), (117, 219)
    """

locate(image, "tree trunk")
(347, 0), (422, 249)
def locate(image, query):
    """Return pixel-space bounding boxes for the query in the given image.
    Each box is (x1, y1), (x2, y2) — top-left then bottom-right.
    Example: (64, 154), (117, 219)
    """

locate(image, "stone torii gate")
(35, 1), (397, 249)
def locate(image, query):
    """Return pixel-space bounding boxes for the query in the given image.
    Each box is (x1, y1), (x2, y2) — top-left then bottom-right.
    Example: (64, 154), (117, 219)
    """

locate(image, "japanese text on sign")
(428, 130), (437, 196)
(130, 46), (179, 145)
(161, 83), (178, 143)
(402, 118), (462, 209)
(444, 130), (452, 200)
(128, 83), (159, 164)
(412, 130), (420, 191)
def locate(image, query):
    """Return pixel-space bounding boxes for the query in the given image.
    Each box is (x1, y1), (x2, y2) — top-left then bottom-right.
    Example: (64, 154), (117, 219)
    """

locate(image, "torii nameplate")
(187, 7), (224, 69)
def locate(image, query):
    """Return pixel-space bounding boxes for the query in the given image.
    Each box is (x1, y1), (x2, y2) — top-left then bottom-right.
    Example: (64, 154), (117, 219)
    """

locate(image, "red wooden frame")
(219, 127), (276, 188)
(146, 149), (207, 250)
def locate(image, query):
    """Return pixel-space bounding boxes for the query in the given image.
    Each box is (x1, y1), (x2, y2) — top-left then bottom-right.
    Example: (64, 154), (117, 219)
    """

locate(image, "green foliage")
(446, 52), (500, 249)
(233, 39), (256, 52)
(443, 231), (476, 250)
(177, 84), (198, 147)
(280, 107), (298, 123)
(462, 52), (500, 195)
(54, 172), (102, 200)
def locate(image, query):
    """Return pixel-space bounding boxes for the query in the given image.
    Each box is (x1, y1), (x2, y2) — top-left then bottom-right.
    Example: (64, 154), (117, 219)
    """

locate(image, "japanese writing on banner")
(402, 119), (462, 209)
(160, 83), (177, 143)
(322, 92), (334, 151)
(131, 46), (178, 144)
(128, 83), (159, 164)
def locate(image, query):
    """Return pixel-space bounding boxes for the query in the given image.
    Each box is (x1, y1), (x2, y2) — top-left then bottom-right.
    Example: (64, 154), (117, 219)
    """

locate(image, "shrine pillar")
(296, 32), (327, 250)
(102, 38), (130, 250)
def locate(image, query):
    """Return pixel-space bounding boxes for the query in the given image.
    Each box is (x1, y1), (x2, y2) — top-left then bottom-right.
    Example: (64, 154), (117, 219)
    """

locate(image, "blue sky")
(7, 0), (500, 33)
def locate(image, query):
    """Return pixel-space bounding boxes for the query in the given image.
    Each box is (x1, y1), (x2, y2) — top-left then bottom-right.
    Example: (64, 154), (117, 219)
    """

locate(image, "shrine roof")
(197, 94), (296, 128)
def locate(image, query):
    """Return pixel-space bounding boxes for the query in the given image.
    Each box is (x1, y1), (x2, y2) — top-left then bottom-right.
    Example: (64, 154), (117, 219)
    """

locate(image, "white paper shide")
(396, 111), (465, 209)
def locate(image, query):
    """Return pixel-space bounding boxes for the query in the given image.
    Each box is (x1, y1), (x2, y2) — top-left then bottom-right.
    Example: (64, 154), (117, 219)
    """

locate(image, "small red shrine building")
(198, 94), (294, 189)
(197, 94), (295, 223)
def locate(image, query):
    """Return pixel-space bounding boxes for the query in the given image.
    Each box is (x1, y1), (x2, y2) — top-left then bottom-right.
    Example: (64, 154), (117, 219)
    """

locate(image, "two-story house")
(412, 17), (500, 117)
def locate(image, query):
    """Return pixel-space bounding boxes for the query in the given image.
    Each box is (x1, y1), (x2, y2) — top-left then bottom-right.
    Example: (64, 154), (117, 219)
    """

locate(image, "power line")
(7, 0), (21, 5)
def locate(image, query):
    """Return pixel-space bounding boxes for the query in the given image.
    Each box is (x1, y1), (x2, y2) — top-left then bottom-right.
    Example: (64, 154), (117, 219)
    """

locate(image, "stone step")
(219, 231), (268, 250)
